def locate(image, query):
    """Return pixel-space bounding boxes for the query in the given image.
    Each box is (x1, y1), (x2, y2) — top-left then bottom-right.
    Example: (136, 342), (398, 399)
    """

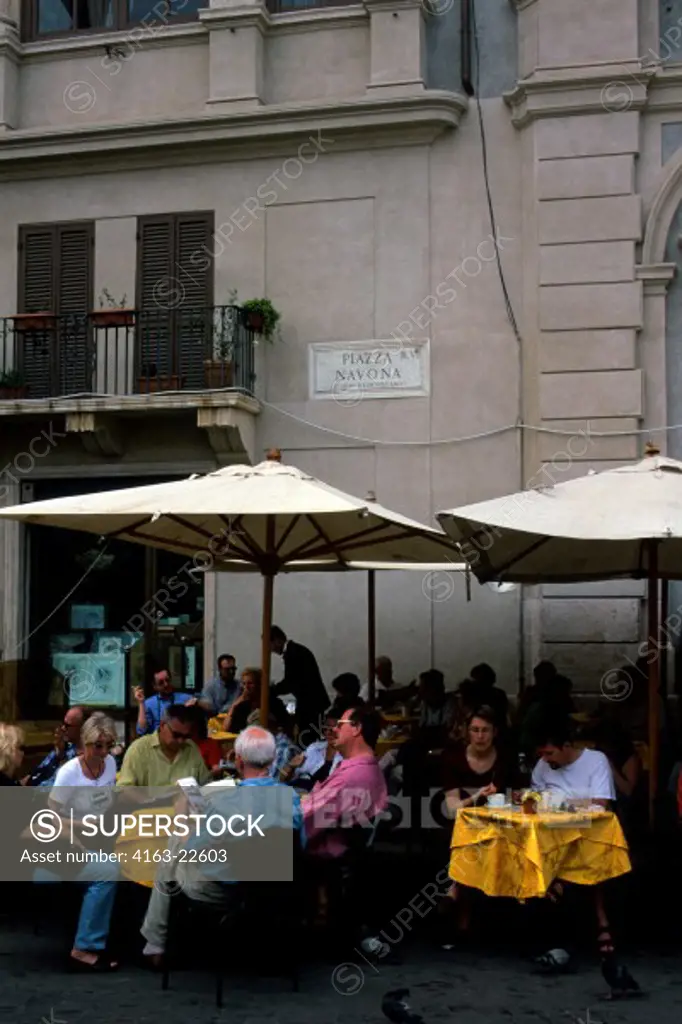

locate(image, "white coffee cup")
(487, 793), (505, 807)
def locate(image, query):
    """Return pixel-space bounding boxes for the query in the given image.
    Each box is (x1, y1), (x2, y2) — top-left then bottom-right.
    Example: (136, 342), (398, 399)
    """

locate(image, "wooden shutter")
(175, 213), (213, 389)
(55, 223), (94, 394)
(136, 212), (213, 388)
(17, 222), (93, 398)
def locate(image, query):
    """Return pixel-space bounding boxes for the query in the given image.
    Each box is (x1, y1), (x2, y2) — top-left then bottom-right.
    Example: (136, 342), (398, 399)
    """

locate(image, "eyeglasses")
(167, 727), (191, 741)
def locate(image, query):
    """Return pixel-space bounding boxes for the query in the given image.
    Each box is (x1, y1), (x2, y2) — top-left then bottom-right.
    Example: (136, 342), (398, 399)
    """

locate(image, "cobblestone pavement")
(0, 917), (678, 1024)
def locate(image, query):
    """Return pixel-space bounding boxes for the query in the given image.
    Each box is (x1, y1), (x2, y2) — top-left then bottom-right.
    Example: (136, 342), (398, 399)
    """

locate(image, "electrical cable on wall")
(8, 538), (111, 656)
(470, 0), (522, 347)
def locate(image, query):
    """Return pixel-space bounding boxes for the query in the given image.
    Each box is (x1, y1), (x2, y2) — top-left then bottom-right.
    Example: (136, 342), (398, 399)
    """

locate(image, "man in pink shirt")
(302, 705), (387, 858)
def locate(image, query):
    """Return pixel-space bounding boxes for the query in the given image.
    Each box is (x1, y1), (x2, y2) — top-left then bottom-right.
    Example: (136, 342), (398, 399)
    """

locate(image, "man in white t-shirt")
(529, 720), (618, 975)
(532, 728), (616, 806)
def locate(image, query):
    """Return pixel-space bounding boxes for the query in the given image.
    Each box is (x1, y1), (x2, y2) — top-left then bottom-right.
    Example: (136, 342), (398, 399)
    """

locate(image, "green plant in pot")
(0, 369), (27, 398)
(241, 298), (281, 340)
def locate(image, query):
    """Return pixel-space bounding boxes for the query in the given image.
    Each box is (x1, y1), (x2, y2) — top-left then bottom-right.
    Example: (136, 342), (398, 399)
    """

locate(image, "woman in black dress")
(438, 706), (518, 939)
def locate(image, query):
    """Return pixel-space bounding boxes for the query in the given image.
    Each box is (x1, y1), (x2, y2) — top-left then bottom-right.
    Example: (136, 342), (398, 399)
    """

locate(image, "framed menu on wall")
(52, 652), (126, 708)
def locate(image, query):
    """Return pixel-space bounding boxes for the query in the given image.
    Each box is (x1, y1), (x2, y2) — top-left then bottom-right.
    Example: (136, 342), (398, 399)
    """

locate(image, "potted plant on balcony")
(12, 311), (56, 331)
(137, 363), (184, 393)
(204, 301), (236, 390)
(91, 288), (136, 328)
(0, 369), (27, 399)
(241, 298), (281, 340)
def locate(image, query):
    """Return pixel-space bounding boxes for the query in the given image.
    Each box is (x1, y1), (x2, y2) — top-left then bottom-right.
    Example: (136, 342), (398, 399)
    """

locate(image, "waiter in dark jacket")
(270, 625), (328, 740)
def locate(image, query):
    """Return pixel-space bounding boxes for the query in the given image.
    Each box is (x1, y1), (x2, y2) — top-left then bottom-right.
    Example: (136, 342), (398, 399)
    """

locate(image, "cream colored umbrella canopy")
(437, 453), (682, 583)
(0, 450), (461, 722)
(437, 448), (682, 822)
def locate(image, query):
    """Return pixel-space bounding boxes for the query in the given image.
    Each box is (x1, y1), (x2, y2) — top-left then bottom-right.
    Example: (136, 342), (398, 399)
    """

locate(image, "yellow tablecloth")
(449, 806), (631, 900)
(116, 806), (175, 886)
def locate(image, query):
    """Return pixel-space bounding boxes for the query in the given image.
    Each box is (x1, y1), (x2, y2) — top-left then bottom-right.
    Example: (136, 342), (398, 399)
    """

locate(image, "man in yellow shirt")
(118, 704), (210, 787)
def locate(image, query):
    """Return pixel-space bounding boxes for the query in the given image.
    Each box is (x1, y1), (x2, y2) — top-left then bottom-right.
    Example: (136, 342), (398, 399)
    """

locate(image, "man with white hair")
(141, 725), (304, 965)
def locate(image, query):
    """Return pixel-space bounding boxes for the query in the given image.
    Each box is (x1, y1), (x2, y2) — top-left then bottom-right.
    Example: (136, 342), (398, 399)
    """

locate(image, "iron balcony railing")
(0, 305), (256, 400)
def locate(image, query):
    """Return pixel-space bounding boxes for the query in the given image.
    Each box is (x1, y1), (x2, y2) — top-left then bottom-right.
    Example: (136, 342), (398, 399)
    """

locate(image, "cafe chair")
(162, 832), (303, 1007)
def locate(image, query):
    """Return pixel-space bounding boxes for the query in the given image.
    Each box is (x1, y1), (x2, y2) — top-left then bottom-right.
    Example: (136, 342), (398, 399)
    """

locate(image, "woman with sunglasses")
(48, 712), (119, 972)
(0, 724), (26, 785)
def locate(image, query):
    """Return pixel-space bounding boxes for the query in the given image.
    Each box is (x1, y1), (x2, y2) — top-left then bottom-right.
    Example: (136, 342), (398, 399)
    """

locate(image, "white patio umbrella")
(437, 444), (680, 822)
(0, 450), (461, 723)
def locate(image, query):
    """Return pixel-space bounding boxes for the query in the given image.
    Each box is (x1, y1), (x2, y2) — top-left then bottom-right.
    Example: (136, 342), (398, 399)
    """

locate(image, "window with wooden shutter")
(17, 221), (94, 398)
(136, 212), (213, 391)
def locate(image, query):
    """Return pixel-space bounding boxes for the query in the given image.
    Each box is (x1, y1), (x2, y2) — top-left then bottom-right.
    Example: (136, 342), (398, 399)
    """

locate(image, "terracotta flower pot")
(204, 360), (233, 389)
(12, 312), (56, 331)
(90, 309), (136, 328)
(137, 374), (183, 393)
(245, 310), (264, 333)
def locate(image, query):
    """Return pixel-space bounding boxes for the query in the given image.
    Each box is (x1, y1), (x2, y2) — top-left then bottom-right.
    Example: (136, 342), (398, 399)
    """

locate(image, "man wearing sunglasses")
(118, 704), (209, 787)
(302, 705), (387, 858)
(29, 705), (86, 787)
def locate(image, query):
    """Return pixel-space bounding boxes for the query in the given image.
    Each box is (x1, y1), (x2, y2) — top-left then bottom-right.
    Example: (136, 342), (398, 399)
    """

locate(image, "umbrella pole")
(647, 542), (660, 827)
(260, 513), (276, 727)
(368, 569), (376, 703)
(260, 573), (273, 727)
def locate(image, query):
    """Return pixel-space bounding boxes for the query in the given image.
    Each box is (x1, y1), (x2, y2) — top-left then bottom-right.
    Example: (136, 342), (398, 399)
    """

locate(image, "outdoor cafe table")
(449, 806), (631, 900)
(115, 806), (176, 886)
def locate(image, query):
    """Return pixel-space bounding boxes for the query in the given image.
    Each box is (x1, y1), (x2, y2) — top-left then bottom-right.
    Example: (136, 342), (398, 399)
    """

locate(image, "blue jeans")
(34, 859), (119, 951)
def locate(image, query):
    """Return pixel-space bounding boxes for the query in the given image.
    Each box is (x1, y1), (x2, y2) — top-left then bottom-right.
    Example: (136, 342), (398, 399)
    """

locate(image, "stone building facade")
(0, 0), (678, 720)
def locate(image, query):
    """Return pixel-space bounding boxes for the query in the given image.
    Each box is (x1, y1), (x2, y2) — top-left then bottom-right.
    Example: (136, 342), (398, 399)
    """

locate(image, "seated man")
(531, 720), (615, 806)
(303, 705), (387, 858)
(329, 673), (363, 718)
(530, 719), (617, 972)
(134, 668), (192, 736)
(29, 706), (86, 786)
(118, 704), (210, 787)
(196, 653), (239, 716)
(141, 725), (305, 963)
(372, 656), (418, 710)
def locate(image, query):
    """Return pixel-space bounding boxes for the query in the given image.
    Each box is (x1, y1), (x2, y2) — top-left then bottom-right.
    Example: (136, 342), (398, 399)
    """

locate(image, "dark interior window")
(30, 0), (198, 39)
(38, 0), (114, 33)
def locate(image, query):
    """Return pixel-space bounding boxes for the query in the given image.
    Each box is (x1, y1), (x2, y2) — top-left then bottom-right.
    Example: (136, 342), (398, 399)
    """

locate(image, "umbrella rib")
(275, 515), (301, 555)
(218, 515), (263, 560)
(286, 520), (390, 561)
(297, 526), (432, 562)
(105, 517), (158, 541)
(303, 514), (350, 565)
(491, 535), (553, 578)
(166, 512), (256, 561)
(167, 513), (221, 545)
(123, 527), (257, 564)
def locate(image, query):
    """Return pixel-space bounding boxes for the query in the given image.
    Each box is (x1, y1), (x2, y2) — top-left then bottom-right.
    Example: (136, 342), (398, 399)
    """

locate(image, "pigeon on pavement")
(382, 989), (424, 1024)
(601, 954), (642, 999)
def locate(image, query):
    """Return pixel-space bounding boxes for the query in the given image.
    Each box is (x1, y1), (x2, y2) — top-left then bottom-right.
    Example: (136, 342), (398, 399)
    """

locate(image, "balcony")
(0, 305), (256, 401)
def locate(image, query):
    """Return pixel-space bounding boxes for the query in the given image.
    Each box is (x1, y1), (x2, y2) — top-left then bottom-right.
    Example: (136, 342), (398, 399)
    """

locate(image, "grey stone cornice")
(0, 90), (468, 178)
(635, 263), (676, 296)
(504, 62), (656, 127)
